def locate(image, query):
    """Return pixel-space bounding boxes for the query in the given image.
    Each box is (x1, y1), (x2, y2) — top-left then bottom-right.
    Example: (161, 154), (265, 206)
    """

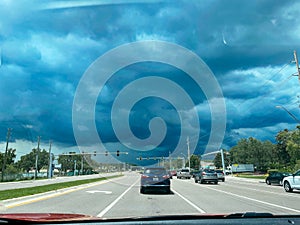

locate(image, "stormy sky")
(1, 0), (300, 164)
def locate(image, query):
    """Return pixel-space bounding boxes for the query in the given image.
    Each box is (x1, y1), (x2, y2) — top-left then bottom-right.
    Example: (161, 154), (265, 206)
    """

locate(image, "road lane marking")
(86, 190), (112, 194)
(4, 180), (111, 208)
(200, 185), (300, 213)
(172, 189), (206, 213)
(220, 182), (300, 199)
(3, 176), (124, 209)
(97, 178), (140, 218)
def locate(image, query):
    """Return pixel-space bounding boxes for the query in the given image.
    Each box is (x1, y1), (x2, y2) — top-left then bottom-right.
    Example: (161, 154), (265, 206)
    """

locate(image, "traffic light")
(139, 156), (142, 160)
(94, 151), (96, 156)
(105, 151), (108, 156)
(116, 150), (120, 156)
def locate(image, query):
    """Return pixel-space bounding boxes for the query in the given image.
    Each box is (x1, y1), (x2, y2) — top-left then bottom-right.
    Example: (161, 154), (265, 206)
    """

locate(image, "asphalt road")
(1, 172), (300, 218)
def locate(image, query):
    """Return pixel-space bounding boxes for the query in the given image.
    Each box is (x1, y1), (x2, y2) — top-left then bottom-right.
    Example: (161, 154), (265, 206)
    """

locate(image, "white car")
(176, 168), (192, 179)
(283, 170), (300, 192)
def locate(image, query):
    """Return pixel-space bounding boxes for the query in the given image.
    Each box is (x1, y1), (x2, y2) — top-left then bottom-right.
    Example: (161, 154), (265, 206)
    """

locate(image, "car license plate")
(153, 178), (159, 181)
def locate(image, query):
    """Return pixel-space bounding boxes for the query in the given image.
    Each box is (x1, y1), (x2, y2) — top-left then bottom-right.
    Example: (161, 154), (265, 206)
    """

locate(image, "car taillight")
(141, 175), (149, 178)
(202, 172), (206, 175)
(163, 175), (169, 179)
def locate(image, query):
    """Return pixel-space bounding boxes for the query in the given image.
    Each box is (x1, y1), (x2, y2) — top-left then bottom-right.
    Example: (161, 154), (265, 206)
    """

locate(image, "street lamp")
(276, 105), (300, 123)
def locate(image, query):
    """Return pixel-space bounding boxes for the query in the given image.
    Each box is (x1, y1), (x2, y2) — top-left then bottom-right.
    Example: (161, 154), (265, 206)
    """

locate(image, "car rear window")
(144, 168), (167, 174)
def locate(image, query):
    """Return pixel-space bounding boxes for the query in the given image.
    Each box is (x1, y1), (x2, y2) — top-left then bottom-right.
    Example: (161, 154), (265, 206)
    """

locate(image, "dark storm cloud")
(0, 0), (300, 158)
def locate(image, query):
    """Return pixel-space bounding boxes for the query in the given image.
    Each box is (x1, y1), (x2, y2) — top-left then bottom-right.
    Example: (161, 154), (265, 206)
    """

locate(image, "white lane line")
(4, 180), (111, 208)
(201, 185), (300, 213)
(172, 189), (206, 213)
(3, 176), (124, 208)
(221, 182), (300, 199)
(97, 178), (140, 217)
(86, 190), (112, 194)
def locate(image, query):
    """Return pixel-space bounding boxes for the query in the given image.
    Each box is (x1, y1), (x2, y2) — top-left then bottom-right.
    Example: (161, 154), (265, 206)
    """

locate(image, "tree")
(0, 148), (17, 169)
(58, 153), (93, 174)
(275, 129), (291, 166)
(286, 126), (300, 169)
(186, 155), (200, 170)
(214, 152), (230, 168)
(229, 137), (275, 172)
(17, 148), (50, 172)
(5, 164), (19, 174)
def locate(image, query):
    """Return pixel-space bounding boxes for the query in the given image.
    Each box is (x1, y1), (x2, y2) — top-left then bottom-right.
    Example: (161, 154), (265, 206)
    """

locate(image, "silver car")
(194, 169), (218, 184)
(216, 169), (225, 182)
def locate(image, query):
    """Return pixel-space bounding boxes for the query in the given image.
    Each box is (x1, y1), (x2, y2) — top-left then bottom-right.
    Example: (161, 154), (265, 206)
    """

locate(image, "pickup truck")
(177, 168), (192, 179)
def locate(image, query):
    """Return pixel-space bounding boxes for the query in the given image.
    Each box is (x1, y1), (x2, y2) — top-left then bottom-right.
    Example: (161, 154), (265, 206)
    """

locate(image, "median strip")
(0, 175), (123, 201)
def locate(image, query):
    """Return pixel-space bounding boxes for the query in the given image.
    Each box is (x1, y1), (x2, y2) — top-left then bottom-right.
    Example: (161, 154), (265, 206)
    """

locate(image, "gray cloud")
(1, 0), (300, 161)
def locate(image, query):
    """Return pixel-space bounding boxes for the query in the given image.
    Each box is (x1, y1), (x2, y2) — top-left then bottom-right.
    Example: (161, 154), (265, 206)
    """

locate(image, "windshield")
(1, 0), (300, 220)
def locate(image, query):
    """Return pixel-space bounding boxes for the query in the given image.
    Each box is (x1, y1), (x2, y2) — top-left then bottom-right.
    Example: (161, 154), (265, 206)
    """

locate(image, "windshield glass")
(1, 0), (300, 220)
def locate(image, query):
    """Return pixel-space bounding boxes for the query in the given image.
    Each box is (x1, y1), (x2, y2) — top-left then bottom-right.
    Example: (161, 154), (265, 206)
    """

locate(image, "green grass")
(0, 175), (122, 201)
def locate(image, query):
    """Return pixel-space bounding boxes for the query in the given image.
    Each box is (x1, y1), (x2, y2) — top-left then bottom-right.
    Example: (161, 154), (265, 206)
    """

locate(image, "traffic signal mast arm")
(56, 151), (128, 156)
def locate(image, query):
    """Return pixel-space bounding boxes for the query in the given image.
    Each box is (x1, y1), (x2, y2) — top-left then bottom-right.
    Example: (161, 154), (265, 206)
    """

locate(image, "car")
(194, 169), (218, 184)
(140, 167), (171, 194)
(215, 169), (225, 182)
(282, 170), (300, 192)
(177, 168), (192, 179)
(3, 0), (300, 221)
(190, 170), (199, 178)
(265, 172), (291, 185)
(168, 170), (177, 179)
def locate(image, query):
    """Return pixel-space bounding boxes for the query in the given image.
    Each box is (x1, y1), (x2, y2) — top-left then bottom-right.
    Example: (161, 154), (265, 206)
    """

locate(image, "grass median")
(0, 174), (123, 201)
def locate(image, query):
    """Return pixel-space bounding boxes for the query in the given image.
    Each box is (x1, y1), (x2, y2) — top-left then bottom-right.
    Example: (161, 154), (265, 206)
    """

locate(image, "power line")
(234, 63), (293, 112)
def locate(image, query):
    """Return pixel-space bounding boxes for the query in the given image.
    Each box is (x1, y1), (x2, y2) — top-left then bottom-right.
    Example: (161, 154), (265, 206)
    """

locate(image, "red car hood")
(0, 213), (98, 222)
(0, 212), (280, 222)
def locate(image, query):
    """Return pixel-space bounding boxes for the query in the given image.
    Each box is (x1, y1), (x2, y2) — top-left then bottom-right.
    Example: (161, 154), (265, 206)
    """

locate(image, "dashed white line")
(221, 182), (300, 199)
(97, 178), (140, 217)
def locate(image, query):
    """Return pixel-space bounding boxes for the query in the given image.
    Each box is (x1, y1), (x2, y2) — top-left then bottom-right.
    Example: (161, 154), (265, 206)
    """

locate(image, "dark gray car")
(194, 169), (218, 184)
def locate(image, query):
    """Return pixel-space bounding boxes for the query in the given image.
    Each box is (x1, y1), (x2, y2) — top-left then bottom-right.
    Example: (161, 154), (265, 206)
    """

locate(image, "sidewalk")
(225, 175), (265, 183)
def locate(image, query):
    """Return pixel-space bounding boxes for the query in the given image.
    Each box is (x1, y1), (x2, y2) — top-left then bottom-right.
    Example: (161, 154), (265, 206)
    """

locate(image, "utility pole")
(74, 160), (77, 176)
(34, 136), (41, 180)
(81, 155), (84, 175)
(187, 136), (190, 169)
(1, 128), (11, 182)
(48, 141), (52, 179)
(294, 50), (300, 83)
(169, 151), (172, 171)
